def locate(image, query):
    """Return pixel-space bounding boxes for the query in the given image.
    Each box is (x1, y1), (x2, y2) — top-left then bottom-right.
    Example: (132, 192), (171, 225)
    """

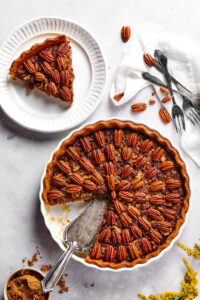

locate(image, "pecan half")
(138, 216), (151, 231)
(130, 178), (144, 190)
(113, 129), (123, 147)
(105, 245), (115, 262)
(161, 208), (176, 219)
(131, 103), (147, 113)
(141, 238), (152, 253)
(128, 243), (139, 260)
(39, 50), (54, 62)
(121, 26), (131, 42)
(66, 184), (82, 194)
(94, 131), (105, 147)
(152, 147), (165, 162)
(65, 146), (80, 161)
(159, 108), (172, 124)
(149, 99), (156, 105)
(165, 193), (180, 204)
(83, 180), (97, 191)
(113, 200), (125, 214)
(145, 167), (158, 179)
(127, 205), (140, 219)
(119, 213), (132, 226)
(128, 132), (138, 147)
(107, 211), (116, 225)
(58, 42), (69, 56)
(47, 189), (64, 201)
(24, 59), (36, 73)
(51, 175), (66, 187)
(51, 69), (60, 84)
(156, 221), (172, 232)
(59, 86), (72, 101)
(160, 161), (174, 171)
(149, 181), (165, 192)
(99, 228), (111, 243)
(111, 191), (116, 200)
(70, 173), (83, 185)
(90, 242), (101, 259)
(150, 195), (164, 205)
(113, 92), (124, 102)
(111, 230), (121, 244)
(56, 56), (67, 71)
(56, 160), (71, 174)
(161, 95), (171, 103)
(117, 245), (127, 261)
(35, 72), (45, 81)
(104, 162), (115, 175)
(118, 191), (133, 202)
(121, 165), (135, 179)
(116, 180), (130, 191)
(105, 144), (115, 160)
(140, 139), (153, 152)
(60, 70), (70, 86)
(134, 155), (147, 167)
(80, 137), (91, 153)
(121, 147), (132, 160)
(48, 82), (58, 95)
(41, 61), (52, 74)
(160, 86), (169, 95)
(166, 178), (181, 189)
(91, 172), (104, 186)
(149, 228), (162, 243)
(143, 53), (155, 67)
(130, 225), (142, 239)
(133, 192), (146, 202)
(147, 207), (161, 220)
(92, 149), (104, 165)
(121, 229), (131, 244)
(106, 175), (115, 190)
(79, 157), (95, 173)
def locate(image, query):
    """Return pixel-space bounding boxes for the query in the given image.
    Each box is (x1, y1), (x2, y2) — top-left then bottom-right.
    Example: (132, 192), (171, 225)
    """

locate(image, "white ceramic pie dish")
(0, 17), (106, 133)
(39, 118), (191, 272)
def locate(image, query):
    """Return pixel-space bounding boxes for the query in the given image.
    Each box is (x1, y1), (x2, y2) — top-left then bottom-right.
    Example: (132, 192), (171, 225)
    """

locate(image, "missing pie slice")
(9, 35), (74, 106)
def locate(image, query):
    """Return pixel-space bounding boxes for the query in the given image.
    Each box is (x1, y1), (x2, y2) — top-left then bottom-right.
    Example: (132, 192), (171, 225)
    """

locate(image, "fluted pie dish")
(41, 120), (190, 270)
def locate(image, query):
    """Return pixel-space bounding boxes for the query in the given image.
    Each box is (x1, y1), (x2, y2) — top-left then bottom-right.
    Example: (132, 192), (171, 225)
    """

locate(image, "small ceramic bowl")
(4, 267), (51, 300)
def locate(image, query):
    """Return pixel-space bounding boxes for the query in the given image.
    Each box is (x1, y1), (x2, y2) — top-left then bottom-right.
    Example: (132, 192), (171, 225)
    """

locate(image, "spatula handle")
(41, 241), (77, 294)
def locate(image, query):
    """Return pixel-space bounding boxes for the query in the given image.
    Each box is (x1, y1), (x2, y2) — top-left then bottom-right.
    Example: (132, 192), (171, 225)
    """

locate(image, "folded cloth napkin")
(110, 33), (200, 167)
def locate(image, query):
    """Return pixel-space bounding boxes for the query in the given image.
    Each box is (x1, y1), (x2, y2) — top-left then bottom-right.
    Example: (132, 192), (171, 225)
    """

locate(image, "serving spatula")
(41, 198), (107, 294)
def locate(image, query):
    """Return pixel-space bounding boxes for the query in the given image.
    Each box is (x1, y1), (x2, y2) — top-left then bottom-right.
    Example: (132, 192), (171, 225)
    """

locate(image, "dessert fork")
(155, 50), (185, 132)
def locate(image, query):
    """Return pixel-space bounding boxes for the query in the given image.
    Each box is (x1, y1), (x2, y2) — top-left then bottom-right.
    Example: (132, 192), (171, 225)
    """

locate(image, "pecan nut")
(131, 103), (147, 113)
(121, 26), (131, 42)
(143, 53), (155, 67)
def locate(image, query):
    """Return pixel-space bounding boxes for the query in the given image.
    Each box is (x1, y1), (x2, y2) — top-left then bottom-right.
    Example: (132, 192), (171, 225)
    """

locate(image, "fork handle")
(41, 241), (77, 294)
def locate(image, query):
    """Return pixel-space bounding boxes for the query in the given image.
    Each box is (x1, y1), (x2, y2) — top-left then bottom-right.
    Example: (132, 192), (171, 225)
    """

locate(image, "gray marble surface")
(1, 0), (200, 299)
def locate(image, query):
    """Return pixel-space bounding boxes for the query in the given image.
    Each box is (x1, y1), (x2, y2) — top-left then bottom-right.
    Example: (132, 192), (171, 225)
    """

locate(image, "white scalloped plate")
(39, 118), (191, 272)
(0, 18), (106, 132)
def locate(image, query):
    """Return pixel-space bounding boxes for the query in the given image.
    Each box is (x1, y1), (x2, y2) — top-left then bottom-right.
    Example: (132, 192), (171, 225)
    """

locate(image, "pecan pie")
(9, 35), (74, 105)
(42, 120), (190, 269)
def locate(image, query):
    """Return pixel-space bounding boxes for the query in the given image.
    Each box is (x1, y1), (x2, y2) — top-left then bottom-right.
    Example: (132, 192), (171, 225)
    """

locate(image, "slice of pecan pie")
(42, 120), (190, 269)
(9, 35), (74, 105)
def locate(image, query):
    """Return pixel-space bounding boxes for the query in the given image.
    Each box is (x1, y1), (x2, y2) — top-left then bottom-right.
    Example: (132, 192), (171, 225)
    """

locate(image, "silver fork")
(155, 50), (186, 132)
(176, 83), (200, 126)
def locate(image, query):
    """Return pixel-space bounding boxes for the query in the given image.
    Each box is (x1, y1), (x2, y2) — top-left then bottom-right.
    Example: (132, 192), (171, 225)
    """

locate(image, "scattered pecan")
(143, 53), (155, 67)
(121, 26), (131, 42)
(161, 95), (171, 103)
(159, 108), (172, 124)
(114, 92), (124, 102)
(149, 99), (156, 105)
(131, 102), (147, 113)
(160, 86), (169, 95)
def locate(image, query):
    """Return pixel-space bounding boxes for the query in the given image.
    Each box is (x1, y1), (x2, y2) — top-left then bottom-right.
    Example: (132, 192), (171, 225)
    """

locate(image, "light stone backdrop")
(1, 0), (200, 299)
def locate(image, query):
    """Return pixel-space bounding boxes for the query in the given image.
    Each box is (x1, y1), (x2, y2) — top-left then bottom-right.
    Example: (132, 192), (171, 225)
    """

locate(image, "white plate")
(0, 18), (106, 132)
(39, 119), (191, 272)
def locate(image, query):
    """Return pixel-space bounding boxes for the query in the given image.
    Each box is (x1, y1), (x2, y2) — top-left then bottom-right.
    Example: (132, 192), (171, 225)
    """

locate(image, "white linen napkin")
(110, 33), (200, 167)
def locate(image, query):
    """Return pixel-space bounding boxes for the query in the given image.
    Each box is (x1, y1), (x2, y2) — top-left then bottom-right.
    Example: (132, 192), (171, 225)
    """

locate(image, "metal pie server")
(41, 198), (107, 294)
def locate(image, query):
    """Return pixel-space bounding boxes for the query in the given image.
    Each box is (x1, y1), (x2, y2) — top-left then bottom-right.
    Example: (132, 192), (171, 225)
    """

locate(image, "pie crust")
(9, 35), (74, 105)
(42, 120), (190, 269)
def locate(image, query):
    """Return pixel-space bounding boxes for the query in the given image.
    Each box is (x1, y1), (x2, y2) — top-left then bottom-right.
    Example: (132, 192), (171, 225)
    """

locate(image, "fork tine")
(177, 116), (182, 132)
(180, 113), (186, 130)
(187, 114), (196, 126)
(173, 116), (179, 133)
(189, 112), (198, 125)
(191, 108), (200, 122)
